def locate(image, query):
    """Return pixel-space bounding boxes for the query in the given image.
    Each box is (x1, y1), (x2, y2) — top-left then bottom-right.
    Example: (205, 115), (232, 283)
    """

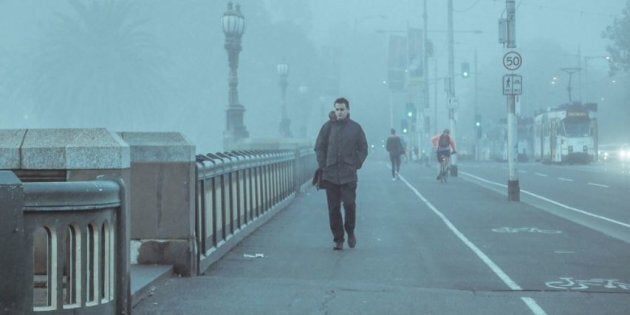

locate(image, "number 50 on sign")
(503, 51), (522, 71)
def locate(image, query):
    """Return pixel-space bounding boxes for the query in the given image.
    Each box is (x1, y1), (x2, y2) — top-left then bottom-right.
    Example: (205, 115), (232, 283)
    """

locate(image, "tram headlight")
(619, 148), (630, 161)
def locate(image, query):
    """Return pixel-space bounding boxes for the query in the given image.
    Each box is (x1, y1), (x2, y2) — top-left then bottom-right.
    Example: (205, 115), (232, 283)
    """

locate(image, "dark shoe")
(436, 174), (441, 180)
(348, 234), (356, 248)
(333, 241), (343, 250)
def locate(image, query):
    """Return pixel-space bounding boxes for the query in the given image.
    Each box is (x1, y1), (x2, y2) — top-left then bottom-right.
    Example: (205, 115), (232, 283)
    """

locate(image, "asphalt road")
(133, 158), (630, 315)
(461, 161), (630, 244)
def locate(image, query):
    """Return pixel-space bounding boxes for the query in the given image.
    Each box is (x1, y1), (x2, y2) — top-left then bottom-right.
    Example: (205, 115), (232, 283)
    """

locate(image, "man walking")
(314, 97), (368, 250)
(385, 128), (405, 180)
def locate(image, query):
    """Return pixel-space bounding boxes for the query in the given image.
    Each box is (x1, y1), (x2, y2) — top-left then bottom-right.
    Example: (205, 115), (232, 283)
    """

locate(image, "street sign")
(447, 96), (459, 109)
(503, 74), (522, 95)
(503, 51), (522, 71)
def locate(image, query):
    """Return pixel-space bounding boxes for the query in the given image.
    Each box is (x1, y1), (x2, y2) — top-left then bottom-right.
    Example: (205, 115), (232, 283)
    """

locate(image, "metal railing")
(195, 149), (315, 256)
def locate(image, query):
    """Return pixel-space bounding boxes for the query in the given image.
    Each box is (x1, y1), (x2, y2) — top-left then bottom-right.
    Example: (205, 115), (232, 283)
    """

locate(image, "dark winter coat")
(314, 117), (368, 185)
(386, 135), (405, 157)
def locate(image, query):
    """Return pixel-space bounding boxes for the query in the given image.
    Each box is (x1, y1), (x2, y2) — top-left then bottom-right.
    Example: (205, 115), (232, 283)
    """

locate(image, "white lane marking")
(397, 174), (547, 315)
(397, 175), (520, 289)
(557, 177), (574, 182)
(553, 250), (575, 254)
(492, 227), (562, 234)
(521, 297), (547, 315)
(534, 172), (548, 177)
(587, 182), (609, 188)
(462, 172), (630, 229)
(519, 170), (527, 174)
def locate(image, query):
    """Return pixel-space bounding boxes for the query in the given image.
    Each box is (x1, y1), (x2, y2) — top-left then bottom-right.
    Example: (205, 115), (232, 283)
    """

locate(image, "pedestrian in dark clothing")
(314, 97), (368, 250)
(386, 128), (405, 180)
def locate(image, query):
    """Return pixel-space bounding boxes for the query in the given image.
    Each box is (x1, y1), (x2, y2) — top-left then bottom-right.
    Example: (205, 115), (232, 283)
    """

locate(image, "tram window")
(564, 121), (590, 137)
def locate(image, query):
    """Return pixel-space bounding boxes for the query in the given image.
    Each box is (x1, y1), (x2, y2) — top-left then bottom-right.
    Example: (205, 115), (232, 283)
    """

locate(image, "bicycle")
(438, 155), (449, 183)
(437, 151), (455, 183)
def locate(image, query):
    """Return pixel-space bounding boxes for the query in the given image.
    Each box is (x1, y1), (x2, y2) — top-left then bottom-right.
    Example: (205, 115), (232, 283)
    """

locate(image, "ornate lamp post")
(277, 63), (292, 137)
(222, 2), (248, 149)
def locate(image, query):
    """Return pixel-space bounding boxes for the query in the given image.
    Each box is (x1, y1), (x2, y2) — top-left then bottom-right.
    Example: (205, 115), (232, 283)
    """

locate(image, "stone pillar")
(0, 171), (30, 313)
(118, 132), (197, 276)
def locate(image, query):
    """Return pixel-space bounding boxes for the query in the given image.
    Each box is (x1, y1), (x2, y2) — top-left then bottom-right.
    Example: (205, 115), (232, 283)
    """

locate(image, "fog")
(0, 0), (628, 153)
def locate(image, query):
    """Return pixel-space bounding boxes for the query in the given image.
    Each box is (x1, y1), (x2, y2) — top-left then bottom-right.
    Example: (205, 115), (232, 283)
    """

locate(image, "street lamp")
(277, 62), (292, 137)
(222, 2), (248, 149)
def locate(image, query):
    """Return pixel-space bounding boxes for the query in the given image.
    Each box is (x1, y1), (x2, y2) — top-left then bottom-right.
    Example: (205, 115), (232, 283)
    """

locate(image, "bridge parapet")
(0, 128), (132, 314)
(1, 128), (317, 309)
(0, 171), (129, 314)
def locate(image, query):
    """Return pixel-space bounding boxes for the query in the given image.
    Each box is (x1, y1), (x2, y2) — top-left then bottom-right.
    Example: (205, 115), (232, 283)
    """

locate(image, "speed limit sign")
(503, 51), (522, 71)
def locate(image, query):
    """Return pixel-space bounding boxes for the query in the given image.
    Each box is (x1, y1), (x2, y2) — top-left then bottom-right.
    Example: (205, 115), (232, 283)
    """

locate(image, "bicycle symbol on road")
(545, 277), (630, 290)
(492, 227), (562, 234)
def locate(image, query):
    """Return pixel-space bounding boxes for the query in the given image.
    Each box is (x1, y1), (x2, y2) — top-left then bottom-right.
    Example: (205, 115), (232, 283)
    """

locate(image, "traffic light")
(461, 62), (470, 78)
(401, 119), (408, 134)
(474, 114), (482, 138)
(405, 103), (416, 121)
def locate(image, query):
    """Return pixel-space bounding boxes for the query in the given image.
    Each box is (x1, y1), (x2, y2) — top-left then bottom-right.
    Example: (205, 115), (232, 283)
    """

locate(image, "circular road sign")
(503, 51), (522, 71)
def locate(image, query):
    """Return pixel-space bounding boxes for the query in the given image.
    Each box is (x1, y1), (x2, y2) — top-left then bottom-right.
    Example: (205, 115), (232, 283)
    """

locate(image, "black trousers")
(389, 154), (401, 177)
(325, 181), (357, 242)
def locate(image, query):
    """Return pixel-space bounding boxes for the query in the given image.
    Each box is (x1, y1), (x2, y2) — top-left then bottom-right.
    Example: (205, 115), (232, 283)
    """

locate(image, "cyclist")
(431, 129), (457, 180)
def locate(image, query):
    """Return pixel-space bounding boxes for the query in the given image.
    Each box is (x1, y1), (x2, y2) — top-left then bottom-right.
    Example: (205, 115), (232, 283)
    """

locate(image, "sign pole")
(505, 0), (520, 201)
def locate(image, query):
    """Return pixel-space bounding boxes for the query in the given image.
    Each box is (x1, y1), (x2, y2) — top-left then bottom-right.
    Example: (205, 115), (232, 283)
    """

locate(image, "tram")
(533, 102), (598, 163)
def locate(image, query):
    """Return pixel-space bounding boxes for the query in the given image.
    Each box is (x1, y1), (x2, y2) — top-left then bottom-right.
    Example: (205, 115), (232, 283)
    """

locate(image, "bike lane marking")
(492, 227), (562, 234)
(557, 177), (574, 182)
(461, 172), (630, 229)
(545, 277), (630, 290)
(587, 182), (609, 188)
(397, 174), (547, 315)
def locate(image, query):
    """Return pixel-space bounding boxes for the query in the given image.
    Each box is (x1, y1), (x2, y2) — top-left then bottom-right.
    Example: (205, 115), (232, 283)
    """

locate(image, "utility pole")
(474, 48), (479, 160)
(423, 0), (430, 157)
(503, 0), (519, 201)
(577, 46), (583, 101)
(434, 62), (439, 135)
(447, 0), (458, 176)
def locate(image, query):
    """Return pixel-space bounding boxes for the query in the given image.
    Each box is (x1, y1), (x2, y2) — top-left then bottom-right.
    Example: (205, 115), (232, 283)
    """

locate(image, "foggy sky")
(0, 0), (627, 153)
